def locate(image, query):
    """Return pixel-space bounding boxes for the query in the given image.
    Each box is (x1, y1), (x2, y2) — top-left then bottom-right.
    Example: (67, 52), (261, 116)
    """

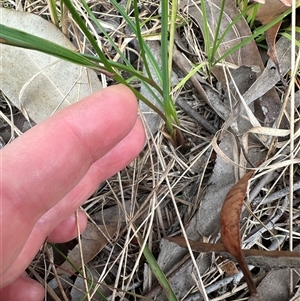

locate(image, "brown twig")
(177, 98), (218, 134)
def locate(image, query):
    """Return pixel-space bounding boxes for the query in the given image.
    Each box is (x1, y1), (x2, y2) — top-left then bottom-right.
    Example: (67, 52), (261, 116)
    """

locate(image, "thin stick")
(177, 98), (218, 134)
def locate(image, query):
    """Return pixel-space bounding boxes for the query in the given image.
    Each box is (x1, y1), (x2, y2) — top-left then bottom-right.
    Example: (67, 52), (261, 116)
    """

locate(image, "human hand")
(0, 85), (145, 300)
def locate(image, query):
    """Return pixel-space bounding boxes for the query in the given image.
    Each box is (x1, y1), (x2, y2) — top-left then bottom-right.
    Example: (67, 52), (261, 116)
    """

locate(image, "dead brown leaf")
(219, 260), (239, 276)
(250, 0), (298, 80)
(252, 0), (292, 24)
(220, 170), (258, 297)
(57, 222), (117, 276)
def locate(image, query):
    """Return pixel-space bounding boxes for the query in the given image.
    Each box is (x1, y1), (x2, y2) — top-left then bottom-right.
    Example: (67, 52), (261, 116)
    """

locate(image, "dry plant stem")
(166, 182), (209, 301)
(243, 197), (289, 248)
(46, 246), (69, 301)
(111, 174), (127, 301)
(251, 180), (300, 207)
(177, 98), (218, 134)
(167, 236), (300, 272)
(289, 1), (297, 295)
(155, 140), (209, 300)
(248, 170), (277, 204)
(290, 286), (300, 301)
(0, 97), (23, 138)
(220, 170), (258, 297)
(61, 2), (69, 36)
(76, 210), (91, 301)
(183, 265), (256, 301)
(27, 266), (60, 301)
(268, 234), (287, 251)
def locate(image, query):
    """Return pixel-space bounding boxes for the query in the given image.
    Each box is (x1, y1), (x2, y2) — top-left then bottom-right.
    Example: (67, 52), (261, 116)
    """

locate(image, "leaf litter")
(0, 8), (102, 124)
(220, 170), (258, 297)
(1, 0), (300, 300)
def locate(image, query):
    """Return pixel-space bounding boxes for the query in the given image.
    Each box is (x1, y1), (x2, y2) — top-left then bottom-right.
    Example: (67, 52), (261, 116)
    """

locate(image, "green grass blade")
(61, 0), (114, 73)
(212, 3), (256, 56)
(108, 0), (180, 128)
(210, 0), (226, 60)
(133, 0), (152, 79)
(174, 62), (207, 92)
(110, 0), (162, 85)
(215, 4), (300, 65)
(80, 0), (133, 69)
(77, 0), (165, 107)
(47, 0), (59, 26)
(0, 25), (166, 117)
(85, 0), (165, 110)
(0, 24), (100, 69)
(61, 0), (167, 113)
(161, 0), (178, 134)
(245, 2), (260, 27)
(280, 33), (300, 48)
(200, 0), (211, 64)
(136, 233), (178, 301)
(169, 0), (178, 79)
(81, 53), (164, 105)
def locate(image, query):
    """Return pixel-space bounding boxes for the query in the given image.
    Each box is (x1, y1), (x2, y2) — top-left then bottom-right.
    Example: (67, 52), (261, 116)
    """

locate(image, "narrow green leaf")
(136, 233), (178, 301)
(110, 0), (163, 84)
(0, 24), (100, 69)
(61, 0), (114, 73)
(47, 0), (59, 27)
(161, 0), (178, 136)
(133, 0), (152, 79)
(216, 5), (300, 65)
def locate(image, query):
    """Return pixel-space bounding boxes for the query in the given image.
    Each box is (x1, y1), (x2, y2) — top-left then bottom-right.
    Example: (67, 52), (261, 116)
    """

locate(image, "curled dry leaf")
(249, 0), (299, 80)
(220, 170), (258, 297)
(251, 0), (293, 24)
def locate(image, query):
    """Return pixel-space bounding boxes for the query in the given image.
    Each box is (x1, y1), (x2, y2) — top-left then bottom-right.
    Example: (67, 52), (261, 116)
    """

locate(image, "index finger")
(1, 85), (139, 222)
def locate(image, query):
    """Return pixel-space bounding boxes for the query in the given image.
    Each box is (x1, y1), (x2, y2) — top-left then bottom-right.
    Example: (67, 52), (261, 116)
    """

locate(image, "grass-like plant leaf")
(0, 24), (101, 70)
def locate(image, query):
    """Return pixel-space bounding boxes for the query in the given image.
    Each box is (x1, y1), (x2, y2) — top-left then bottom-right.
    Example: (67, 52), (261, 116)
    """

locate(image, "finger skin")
(1, 85), (138, 217)
(0, 273), (44, 301)
(0, 212), (87, 301)
(0, 85), (145, 288)
(47, 209), (88, 243)
(1, 118), (144, 288)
